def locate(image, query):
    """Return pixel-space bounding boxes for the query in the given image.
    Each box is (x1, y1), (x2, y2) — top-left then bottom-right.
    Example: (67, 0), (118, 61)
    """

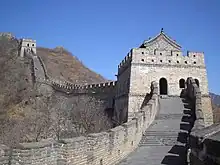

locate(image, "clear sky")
(1, 0), (220, 94)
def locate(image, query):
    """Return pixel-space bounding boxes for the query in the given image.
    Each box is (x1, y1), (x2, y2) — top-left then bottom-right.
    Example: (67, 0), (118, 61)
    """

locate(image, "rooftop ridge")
(141, 30), (181, 50)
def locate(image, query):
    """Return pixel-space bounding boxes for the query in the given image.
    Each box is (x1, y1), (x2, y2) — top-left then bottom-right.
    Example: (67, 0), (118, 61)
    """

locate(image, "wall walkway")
(0, 83), (159, 165)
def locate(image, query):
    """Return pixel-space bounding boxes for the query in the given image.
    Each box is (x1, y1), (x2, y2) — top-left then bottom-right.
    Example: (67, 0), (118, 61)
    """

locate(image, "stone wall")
(0, 82), (159, 165)
(115, 52), (132, 123)
(185, 77), (213, 127)
(188, 124), (220, 165)
(185, 77), (220, 165)
(131, 49), (209, 96)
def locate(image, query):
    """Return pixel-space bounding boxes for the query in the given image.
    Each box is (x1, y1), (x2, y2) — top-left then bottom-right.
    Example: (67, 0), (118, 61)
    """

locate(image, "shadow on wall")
(140, 93), (152, 109)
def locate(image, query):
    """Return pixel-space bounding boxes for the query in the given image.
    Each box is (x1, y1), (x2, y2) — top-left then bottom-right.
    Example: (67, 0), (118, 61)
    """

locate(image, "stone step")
(143, 131), (179, 136)
(155, 113), (183, 120)
(140, 135), (179, 146)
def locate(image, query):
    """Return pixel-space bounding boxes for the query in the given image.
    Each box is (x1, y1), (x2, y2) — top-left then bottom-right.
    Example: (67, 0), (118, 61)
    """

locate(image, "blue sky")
(1, 0), (220, 94)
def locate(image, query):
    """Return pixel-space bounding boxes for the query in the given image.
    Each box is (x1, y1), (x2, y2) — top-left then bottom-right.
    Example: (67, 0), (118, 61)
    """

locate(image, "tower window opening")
(168, 60), (171, 63)
(179, 79), (185, 88)
(193, 61), (196, 64)
(160, 60), (162, 62)
(142, 52), (144, 54)
(141, 59), (144, 62)
(32, 44), (34, 46)
(160, 53), (162, 55)
(27, 44), (29, 47)
(177, 61), (179, 63)
(152, 59), (154, 62)
(185, 61), (187, 64)
(159, 78), (168, 95)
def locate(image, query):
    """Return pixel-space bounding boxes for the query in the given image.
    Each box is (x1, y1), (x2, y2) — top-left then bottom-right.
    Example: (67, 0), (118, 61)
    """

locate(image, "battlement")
(131, 48), (205, 67)
(21, 38), (36, 43)
(39, 77), (117, 94)
(118, 51), (132, 75)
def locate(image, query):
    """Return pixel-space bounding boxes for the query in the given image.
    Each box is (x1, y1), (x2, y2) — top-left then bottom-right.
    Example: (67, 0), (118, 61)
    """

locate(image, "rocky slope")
(37, 47), (106, 84)
(0, 34), (109, 146)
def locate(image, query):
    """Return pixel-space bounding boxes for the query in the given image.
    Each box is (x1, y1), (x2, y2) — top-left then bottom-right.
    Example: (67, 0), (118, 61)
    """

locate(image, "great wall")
(0, 30), (220, 164)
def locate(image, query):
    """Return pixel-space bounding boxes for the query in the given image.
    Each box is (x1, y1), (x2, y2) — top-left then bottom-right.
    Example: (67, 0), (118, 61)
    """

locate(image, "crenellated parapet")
(50, 79), (117, 95)
(131, 48), (205, 67)
(37, 76), (117, 95)
(118, 51), (132, 75)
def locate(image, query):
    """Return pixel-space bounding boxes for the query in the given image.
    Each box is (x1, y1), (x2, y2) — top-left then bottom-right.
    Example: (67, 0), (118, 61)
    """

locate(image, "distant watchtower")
(20, 39), (36, 57)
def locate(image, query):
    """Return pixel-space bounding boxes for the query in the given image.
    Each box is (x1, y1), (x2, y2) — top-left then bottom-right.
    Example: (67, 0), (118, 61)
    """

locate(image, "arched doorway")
(179, 79), (185, 88)
(159, 78), (168, 95)
(195, 79), (199, 87)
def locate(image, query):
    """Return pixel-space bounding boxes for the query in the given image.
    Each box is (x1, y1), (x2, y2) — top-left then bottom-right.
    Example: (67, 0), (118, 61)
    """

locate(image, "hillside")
(0, 34), (110, 146)
(37, 47), (106, 84)
(210, 92), (220, 106)
(210, 92), (220, 123)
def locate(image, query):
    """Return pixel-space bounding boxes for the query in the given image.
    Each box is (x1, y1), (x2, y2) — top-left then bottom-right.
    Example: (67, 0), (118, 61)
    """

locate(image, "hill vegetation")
(0, 34), (111, 147)
(37, 47), (106, 84)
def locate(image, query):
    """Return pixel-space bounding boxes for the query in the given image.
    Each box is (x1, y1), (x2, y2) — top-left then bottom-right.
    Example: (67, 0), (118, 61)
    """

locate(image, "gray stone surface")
(118, 97), (191, 165)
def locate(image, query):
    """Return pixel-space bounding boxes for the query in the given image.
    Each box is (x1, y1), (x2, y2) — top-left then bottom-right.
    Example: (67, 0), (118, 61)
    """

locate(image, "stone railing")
(185, 77), (220, 165)
(185, 77), (205, 131)
(0, 82), (159, 165)
(188, 124), (220, 165)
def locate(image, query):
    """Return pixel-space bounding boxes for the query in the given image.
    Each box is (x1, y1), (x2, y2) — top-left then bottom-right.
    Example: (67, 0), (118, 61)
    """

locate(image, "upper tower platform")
(130, 29), (205, 67)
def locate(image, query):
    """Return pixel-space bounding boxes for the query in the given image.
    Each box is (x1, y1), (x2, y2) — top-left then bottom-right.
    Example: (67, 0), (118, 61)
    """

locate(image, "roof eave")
(140, 31), (181, 49)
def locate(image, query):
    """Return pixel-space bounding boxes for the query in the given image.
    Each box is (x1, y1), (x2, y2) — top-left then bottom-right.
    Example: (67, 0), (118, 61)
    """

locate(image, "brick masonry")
(0, 83), (159, 165)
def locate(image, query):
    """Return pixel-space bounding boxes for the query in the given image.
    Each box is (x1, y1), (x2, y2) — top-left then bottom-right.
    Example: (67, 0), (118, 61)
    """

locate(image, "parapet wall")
(188, 124), (220, 165)
(0, 82), (159, 165)
(47, 79), (117, 95)
(185, 77), (219, 165)
(185, 77), (205, 130)
(118, 51), (132, 75)
(131, 48), (205, 67)
(185, 77), (213, 126)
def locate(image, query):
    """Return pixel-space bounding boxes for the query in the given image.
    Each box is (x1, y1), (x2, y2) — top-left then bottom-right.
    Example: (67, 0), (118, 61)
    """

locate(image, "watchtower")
(115, 29), (211, 122)
(20, 39), (36, 57)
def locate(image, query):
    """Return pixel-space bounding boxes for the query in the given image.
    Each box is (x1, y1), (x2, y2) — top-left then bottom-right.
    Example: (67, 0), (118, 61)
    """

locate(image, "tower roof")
(140, 29), (181, 50)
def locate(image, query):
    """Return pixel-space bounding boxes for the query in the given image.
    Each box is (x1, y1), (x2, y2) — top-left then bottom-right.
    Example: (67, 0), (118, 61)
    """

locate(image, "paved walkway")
(118, 97), (192, 165)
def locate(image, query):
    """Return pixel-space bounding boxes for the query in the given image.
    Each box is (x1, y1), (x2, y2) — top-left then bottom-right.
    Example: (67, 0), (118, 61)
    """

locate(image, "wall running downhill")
(0, 82), (159, 165)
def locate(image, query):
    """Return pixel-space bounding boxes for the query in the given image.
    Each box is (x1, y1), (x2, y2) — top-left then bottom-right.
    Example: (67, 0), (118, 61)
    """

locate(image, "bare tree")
(49, 94), (69, 140)
(70, 95), (112, 136)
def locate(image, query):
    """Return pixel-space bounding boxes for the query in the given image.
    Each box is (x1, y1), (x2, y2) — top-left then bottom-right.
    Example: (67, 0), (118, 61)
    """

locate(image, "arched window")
(179, 79), (185, 88)
(195, 79), (199, 87)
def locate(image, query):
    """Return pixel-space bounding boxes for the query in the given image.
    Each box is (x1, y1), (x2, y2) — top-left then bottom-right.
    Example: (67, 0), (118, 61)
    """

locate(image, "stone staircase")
(118, 97), (193, 165)
(140, 130), (180, 146)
